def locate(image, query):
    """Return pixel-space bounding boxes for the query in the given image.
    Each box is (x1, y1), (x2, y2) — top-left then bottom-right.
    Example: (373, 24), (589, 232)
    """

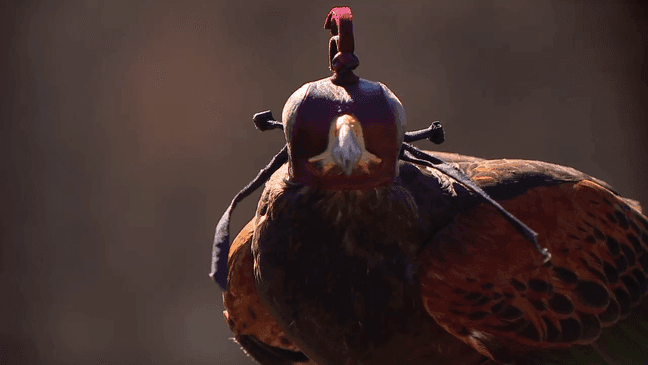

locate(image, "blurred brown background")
(1, 0), (647, 364)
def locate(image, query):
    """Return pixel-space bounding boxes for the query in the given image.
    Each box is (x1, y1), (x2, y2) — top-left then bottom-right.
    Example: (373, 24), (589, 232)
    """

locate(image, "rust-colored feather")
(419, 160), (648, 362)
(222, 219), (310, 364)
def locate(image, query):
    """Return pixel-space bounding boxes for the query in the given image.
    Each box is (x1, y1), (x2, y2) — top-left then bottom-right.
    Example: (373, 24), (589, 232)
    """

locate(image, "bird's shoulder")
(222, 218), (310, 364)
(414, 152), (648, 363)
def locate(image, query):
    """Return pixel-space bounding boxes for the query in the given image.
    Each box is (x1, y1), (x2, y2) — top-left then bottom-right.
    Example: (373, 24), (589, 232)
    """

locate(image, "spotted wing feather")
(222, 219), (310, 364)
(418, 155), (648, 362)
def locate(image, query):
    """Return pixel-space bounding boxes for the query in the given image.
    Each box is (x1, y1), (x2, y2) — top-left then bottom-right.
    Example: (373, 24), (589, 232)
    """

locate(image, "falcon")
(212, 7), (648, 365)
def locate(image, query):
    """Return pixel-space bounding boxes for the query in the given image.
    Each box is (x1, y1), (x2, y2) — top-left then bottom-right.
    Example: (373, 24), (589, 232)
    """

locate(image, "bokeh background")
(2, 0), (647, 364)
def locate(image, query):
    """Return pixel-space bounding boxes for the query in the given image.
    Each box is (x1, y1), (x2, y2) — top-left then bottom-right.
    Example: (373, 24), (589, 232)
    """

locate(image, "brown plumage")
(222, 153), (648, 364)
(216, 7), (648, 364)
(418, 160), (648, 362)
(223, 218), (308, 365)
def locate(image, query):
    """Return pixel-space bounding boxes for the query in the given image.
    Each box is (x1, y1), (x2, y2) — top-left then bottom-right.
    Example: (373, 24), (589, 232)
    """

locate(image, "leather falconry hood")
(283, 7), (406, 190)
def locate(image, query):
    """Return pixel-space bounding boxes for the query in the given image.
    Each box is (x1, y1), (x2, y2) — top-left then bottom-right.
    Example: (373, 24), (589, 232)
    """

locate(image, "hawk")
(213, 7), (648, 365)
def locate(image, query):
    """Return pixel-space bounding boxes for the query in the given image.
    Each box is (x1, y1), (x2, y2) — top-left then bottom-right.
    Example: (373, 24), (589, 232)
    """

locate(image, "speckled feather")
(222, 219), (309, 364)
(420, 177), (648, 361)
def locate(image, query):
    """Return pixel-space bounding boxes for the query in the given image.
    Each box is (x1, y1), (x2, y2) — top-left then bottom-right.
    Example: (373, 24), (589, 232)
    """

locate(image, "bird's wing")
(222, 218), (311, 364)
(416, 154), (648, 364)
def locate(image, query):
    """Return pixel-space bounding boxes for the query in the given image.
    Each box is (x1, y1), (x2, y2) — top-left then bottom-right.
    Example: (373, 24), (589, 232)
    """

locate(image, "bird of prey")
(212, 7), (648, 365)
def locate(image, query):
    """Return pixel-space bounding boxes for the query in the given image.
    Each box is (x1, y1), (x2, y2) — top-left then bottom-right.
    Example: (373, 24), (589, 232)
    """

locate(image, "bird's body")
(222, 152), (648, 365)
(216, 8), (647, 363)
(252, 163), (471, 365)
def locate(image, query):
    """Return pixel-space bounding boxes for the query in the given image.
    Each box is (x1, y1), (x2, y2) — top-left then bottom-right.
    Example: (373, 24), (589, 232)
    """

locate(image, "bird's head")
(282, 78), (406, 190)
